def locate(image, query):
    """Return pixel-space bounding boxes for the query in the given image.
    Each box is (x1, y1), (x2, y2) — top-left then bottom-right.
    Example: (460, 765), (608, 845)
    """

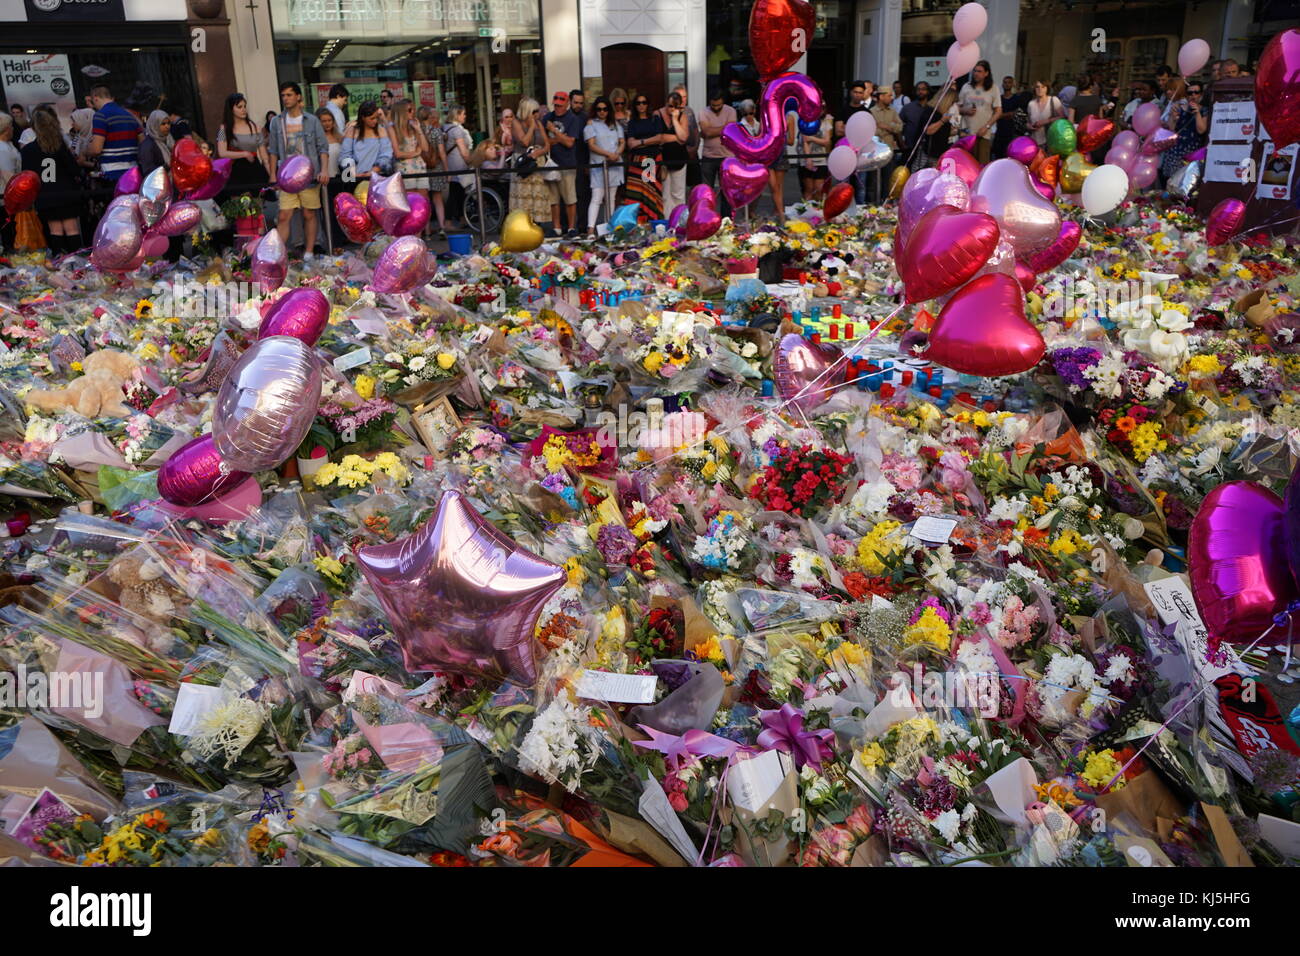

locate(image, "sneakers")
(564, 228), (578, 238)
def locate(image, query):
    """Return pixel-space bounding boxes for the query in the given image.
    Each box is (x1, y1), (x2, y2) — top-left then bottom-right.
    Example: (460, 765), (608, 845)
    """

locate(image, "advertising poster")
(0, 53), (77, 129)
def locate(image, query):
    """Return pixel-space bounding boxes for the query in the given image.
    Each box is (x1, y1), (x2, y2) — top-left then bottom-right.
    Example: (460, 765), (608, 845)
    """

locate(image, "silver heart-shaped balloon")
(138, 166), (172, 229)
(970, 158), (1061, 258)
(856, 137), (894, 172)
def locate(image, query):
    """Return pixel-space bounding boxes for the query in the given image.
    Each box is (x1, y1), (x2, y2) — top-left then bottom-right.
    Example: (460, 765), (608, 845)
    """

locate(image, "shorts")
(278, 186), (322, 211)
(798, 165), (828, 182)
(547, 169), (578, 205)
(772, 152), (790, 172)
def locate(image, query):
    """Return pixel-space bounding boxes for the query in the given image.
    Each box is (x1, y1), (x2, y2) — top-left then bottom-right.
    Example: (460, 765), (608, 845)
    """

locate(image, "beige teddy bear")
(25, 349), (142, 418)
(106, 552), (185, 625)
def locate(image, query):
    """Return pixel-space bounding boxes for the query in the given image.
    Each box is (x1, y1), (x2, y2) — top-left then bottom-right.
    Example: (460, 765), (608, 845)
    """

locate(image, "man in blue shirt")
(87, 85), (141, 183)
(542, 91), (583, 237)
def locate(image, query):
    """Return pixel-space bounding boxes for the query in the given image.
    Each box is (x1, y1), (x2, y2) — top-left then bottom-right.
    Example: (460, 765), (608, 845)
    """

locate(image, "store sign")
(1, 54), (78, 128)
(21, 0), (126, 22)
(281, 0), (539, 35)
(914, 58), (945, 87)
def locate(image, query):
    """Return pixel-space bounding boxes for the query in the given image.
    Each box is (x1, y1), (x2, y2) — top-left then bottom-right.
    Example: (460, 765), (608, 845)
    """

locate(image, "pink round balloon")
(685, 200), (722, 241)
(1189, 481), (1298, 645)
(140, 230), (169, 258)
(213, 335), (321, 472)
(970, 158), (1061, 257)
(720, 157), (769, 209)
(1104, 144), (1136, 171)
(1113, 130), (1140, 154)
(898, 204), (1000, 304)
(366, 172), (411, 235)
(689, 184), (717, 209)
(1140, 127), (1178, 155)
(938, 148), (982, 187)
(250, 228), (288, 293)
(1129, 154), (1160, 189)
(1019, 219), (1081, 273)
(186, 158), (233, 201)
(114, 166), (143, 196)
(370, 234), (432, 294)
(947, 40), (980, 78)
(392, 191), (431, 237)
(277, 154), (314, 194)
(90, 210), (144, 272)
(925, 273), (1044, 377)
(952, 2), (987, 43)
(356, 488), (565, 684)
(258, 287), (330, 344)
(1178, 38), (1211, 77)
(1206, 197), (1246, 245)
(1255, 28), (1300, 150)
(722, 72), (823, 166)
(1007, 136), (1039, 165)
(1131, 102), (1162, 138)
(155, 200), (202, 237)
(157, 434), (252, 507)
(898, 167), (969, 247)
(774, 332), (842, 413)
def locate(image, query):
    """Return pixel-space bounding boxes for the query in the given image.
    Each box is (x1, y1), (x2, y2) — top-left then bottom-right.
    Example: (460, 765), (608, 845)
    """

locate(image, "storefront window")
(267, 0), (542, 135)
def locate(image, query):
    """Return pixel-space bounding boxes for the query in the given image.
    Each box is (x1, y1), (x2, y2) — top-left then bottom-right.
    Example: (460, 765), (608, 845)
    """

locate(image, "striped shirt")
(92, 101), (141, 180)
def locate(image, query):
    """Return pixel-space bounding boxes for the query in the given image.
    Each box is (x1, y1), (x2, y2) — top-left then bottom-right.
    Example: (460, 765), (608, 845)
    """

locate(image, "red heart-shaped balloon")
(898, 204), (1000, 304)
(1075, 115), (1116, 152)
(1255, 28), (1300, 150)
(1190, 481), (1298, 645)
(774, 332), (842, 413)
(924, 273), (1045, 377)
(823, 181), (854, 220)
(171, 138), (213, 195)
(749, 0), (815, 83)
(2, 170), (39, 215)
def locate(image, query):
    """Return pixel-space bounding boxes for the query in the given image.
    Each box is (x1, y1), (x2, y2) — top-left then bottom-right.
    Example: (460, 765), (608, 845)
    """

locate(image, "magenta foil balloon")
(1189, 481), (1298, 645)
(1255, 28), (1300, 150)
(938, 148), (982, 187)
(114, 166), (143, 196)
(356, 489), (566, 684)
(667, 203), (690, 236)
(157, 434), (252, 507)
(774, 332), (842, 413)
(250, 227), (288, 293)
(155, 200), (202, 237)
(392, 191), (431, 237)
(276, 154), (313, 194)
(1140, 127), (1178, 155)
(90, 209), (144, 272)
(1285, 462), (1300, 590)
(366, 172), (411, 235)
(138, 166), (172, 229)
(1006, 136), (1039, 166)
(721, 72), (823, 166)
(140, 230), (169, 258)
(970, 158), (1061, 257)
(897, 167), (969, 248)
(954, 133), (977, 154)
(1031, 176), (1056, 201)
(689, 184), (717, 209)
(258, 288), (330, 345)
(1019, 219), (1081, 273)
(898, 204), (1001, 304)
(1205, 198), (1245, 245)
(212, 335), (322, 472)
(369, 235), (431, 294)
(186, 158), (233, 201)
(685, 201), (722, 240)
(720, 158), (768, 209)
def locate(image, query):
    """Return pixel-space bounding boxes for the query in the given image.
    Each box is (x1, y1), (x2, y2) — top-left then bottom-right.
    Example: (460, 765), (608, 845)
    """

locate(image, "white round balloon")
(845, 110), (878, 150)
(827, 144), (859, 181)
(1081, 164), (1129, 216)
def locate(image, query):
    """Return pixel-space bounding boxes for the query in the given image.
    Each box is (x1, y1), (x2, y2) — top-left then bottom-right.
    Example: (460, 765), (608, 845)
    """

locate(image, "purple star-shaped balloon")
(356, 490), (565, 685)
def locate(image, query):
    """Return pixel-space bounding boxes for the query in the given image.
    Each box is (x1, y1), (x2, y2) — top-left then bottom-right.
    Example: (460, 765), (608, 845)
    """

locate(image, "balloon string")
(1098, 607), (1296, 793)
(627, 300), (906, 475)
(898, 76), (958, 176)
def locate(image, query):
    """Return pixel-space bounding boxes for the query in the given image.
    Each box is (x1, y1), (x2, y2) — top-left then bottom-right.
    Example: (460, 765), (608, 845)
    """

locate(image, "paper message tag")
(1143, 576), (1238, 679)
(333, 346), (372, 372)
(168, 683), (229, 737)
(909, 516), (958, 544)
(575, 670), (658, 704)
(726, 750), (789, 813)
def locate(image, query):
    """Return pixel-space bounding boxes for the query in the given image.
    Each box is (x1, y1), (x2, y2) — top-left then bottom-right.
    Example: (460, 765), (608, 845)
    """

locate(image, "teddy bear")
(24, 349), (142, 418)
(105, 551), (187, 626)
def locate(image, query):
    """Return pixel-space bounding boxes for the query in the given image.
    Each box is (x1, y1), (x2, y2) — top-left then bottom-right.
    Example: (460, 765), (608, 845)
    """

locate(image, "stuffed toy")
(24, 349), (142, 418)
(105, 551), (186, 625)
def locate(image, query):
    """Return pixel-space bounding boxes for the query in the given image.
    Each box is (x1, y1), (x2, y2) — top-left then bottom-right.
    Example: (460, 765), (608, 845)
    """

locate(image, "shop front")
(267, 0), (544, 136)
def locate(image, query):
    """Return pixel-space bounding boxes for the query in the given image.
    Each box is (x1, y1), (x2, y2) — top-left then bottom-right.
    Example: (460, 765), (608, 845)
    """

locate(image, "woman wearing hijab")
(68, 108), (97, 171)
(138, 109), (173, 175)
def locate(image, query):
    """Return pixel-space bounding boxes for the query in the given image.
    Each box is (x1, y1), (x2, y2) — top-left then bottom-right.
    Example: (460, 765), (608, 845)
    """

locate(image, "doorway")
(601, 43), (667, 109)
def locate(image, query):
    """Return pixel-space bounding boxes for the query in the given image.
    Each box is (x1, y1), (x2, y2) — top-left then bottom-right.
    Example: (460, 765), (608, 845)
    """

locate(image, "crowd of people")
(0, 54), (1253, 257)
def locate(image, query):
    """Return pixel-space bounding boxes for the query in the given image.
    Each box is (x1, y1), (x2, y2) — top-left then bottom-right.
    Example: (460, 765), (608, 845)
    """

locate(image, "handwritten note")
(575, 670), (658, 704)
(909, 516), (958, 544)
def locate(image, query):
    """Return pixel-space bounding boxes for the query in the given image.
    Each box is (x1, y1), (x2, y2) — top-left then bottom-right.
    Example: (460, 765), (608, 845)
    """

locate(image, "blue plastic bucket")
(448, 233), (473, 255)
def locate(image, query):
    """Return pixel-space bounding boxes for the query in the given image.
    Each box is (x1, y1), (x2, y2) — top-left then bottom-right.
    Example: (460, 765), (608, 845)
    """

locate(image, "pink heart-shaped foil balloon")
(1140, 127), (1179, 155)
(954, 133), (977, 154)
(924, 273), (1045, 377)
(1190, 481), (1298, 645)
(1206, 198), (1246, 245)
(938, 148), (982, 186)
(685, 201), (722, 241)
(720, 157), (769, 210)
(897, 167), (969, 248)
(970, 158), (1062, 258)
(1019, 219), (1081, 274)
(774, 333), (842, 413)
(897, 204), (1000, 304)
(689, 184), (717, 209)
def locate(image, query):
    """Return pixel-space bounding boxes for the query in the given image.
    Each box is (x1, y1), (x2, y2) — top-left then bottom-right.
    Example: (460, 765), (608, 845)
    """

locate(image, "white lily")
(1156, 308), (1193, 332)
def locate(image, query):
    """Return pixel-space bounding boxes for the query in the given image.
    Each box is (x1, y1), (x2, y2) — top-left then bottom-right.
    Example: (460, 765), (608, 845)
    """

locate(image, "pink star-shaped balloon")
(356, 490), (565, 685)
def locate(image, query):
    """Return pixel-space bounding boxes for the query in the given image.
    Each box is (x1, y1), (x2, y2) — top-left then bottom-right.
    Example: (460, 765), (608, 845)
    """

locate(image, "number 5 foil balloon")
(722, 72), (823, 167)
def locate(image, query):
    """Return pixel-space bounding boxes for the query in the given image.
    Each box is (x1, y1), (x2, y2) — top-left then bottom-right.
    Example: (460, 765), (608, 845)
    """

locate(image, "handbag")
(539, 155), (561, 182)
(511, 151), (538, 179)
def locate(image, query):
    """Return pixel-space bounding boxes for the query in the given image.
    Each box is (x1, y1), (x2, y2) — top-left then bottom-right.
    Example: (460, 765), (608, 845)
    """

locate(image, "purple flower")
(1049, 347), (1102, 391)
(596, 524), (639, 565)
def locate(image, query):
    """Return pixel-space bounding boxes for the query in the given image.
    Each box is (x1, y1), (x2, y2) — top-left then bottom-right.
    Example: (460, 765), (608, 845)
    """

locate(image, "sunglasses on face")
(1188, 89), (1202, 95)
(634, 99), (647, 105)
(595, 105), (609, 112)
